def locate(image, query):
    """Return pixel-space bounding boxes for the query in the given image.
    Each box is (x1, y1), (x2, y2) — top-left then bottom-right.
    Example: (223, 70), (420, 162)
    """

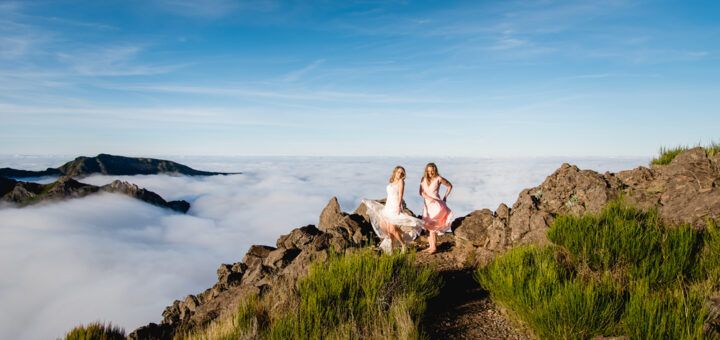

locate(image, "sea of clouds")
(0, 155), (648, 339)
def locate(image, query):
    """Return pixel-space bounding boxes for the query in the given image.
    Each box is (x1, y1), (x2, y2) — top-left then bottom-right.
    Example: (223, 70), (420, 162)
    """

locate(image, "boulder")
(318, 197), (347, 232)
(242, 245), (276, 268)
(276, 225), (321, 250)
(453, 209), (494, 246)
(264, 248), (301, 270)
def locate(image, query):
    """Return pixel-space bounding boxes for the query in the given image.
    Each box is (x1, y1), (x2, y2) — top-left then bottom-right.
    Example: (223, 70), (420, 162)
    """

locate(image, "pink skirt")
(422, 198), (453, 234)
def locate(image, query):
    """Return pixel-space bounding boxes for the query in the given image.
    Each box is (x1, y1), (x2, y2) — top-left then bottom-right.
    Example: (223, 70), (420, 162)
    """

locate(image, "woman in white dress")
(362, 166), (424, 253)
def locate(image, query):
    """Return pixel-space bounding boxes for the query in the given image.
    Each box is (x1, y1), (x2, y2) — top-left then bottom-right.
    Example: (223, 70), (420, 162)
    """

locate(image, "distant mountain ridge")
(0, 153), (238, 178)
(0, 175), (190, 213)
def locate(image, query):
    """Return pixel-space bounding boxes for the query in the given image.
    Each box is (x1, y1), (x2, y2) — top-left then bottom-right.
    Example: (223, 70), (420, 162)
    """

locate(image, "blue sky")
(1, 0), (718, 157)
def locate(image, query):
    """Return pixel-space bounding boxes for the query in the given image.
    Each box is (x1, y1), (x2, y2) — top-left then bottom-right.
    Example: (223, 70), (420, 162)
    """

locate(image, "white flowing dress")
(361, 181), (424, 253)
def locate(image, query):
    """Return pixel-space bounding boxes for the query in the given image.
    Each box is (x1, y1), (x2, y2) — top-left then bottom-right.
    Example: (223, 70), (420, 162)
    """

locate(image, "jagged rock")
(0, 176), (18, 197)
(242, 264), (273, 286)
(496, 203), (509, 221)
(318, 196), (347, 232)
(0, 176), (189, 212)
(216, 262), (246, 290)
(128, 323), (173, 340)
(276, 225), (321, 250)
(453, 209), (494, 246)
(168, 200), (191, 213)
(242, 245), (276, 268)
(655, 148), (720, 228)
(101, 180), (190, 213)
(264, 248), (301, 269)
(325, 226), (352, 251)
(531, 163), (621, 216)
(8, 185), (36, 202)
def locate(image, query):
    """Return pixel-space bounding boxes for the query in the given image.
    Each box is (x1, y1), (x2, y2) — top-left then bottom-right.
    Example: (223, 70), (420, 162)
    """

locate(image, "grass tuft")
(478, 200), (719, 339)
(184, 247), (441, 340)
(62, 321), (125, 340)
(476, 245), (624, 339)
(651, 141), (720, 165)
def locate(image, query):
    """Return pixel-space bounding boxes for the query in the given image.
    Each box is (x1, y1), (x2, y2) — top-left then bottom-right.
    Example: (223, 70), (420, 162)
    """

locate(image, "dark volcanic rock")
(101, 180), (190, 213)
(453, 209), (494, 246)
(58, 153), (237, 177)
(1, 153), (238, 179)
(318, 196), (347, 232)
(0, 176), (189, 212)
(0, 167), (61, 178)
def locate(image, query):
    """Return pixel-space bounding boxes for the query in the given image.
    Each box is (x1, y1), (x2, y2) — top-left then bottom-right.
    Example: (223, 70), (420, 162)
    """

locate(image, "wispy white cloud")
(0, 36), (31, 59)
(157, 0), (279, 18)
(56, 45), (185, 77)
(101, 83), (455, 104)
(487, 37), (527, 51)
(283, 59), (326, 82)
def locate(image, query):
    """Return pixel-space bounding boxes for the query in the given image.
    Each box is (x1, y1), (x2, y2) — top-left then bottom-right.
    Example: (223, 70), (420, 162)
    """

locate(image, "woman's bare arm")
(440, 177), (452, 201)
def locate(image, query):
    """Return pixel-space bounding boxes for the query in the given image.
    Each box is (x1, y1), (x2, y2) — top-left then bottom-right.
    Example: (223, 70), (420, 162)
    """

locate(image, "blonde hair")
(389, 166), (406, 183)
(423, 163), (439, 185)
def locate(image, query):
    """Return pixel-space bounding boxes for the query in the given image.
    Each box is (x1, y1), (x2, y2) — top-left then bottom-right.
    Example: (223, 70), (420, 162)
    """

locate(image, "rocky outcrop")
(131, 198), (377, 339)
(0, 167), (61, 178)
(0, 176), (189, 213)
(453, 147), (720, 258)
(131, 148), (720, 339)
(101, 180), (190, 213)
(1, 153), (238, 178)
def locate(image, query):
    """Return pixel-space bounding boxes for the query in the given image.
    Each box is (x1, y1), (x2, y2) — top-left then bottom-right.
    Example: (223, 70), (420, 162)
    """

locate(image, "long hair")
(423, 163), (439, 185)
(389, 166), (406, 183)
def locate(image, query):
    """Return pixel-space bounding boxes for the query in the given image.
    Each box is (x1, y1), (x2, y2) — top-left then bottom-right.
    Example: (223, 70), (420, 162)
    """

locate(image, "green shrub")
(268, 248), (441, 339)
(187, 248), (441, 340)
(476, 245), (624, 339)
(480, 201), (719, 339)
(651, 141), (720, 165)
(62, 322), (125, 340)
(622, 280), (708, 340)
(547, 201), (701, 286)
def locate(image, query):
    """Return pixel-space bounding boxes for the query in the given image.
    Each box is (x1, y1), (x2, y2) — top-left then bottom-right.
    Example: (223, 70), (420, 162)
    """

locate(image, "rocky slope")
(0, 153), (238, 178)
(0, 176), (190, 213)
(130, 147), (720, 339)
(453, 147), (720, 264)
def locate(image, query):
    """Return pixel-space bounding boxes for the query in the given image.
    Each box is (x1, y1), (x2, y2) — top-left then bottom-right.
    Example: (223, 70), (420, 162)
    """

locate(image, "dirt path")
(415, 235), (532, 340)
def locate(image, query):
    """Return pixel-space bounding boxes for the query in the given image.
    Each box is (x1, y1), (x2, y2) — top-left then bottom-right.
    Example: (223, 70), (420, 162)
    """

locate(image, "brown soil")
(414, 234), (533, 340)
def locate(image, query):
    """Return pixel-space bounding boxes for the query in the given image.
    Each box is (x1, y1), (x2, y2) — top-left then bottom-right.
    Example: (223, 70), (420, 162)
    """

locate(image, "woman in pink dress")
(419, 163), (453, 254)
(362, 166), (423, 253)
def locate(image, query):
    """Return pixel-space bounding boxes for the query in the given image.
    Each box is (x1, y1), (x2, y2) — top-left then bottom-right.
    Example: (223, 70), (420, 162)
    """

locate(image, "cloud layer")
(0, 156), (646, 339)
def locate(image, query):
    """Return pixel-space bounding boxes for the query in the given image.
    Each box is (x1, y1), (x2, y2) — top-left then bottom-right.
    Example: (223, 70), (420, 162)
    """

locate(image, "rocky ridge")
(0, 153), (238, 178)
(130, 147), (720, 339)
(0, 176), (190, 213)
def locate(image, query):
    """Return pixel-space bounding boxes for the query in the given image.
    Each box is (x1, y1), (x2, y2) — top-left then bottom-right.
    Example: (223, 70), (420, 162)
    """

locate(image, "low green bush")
(268, 248), (441, 339)
(185, 248), (441, 340)
(476, 245), (624, 339)
(479, 200), (719, 339)
(651, 142), (720, 165)
(62, 322), (125, 340)
(547, 200), (701, 286)
(622, 280), (708, 340)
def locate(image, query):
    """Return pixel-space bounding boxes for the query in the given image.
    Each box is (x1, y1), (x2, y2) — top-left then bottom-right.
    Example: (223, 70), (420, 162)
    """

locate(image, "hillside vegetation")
(651, 141), (720, 165)
(183, 248), (441, 340)
(476, 200), (720, 339)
